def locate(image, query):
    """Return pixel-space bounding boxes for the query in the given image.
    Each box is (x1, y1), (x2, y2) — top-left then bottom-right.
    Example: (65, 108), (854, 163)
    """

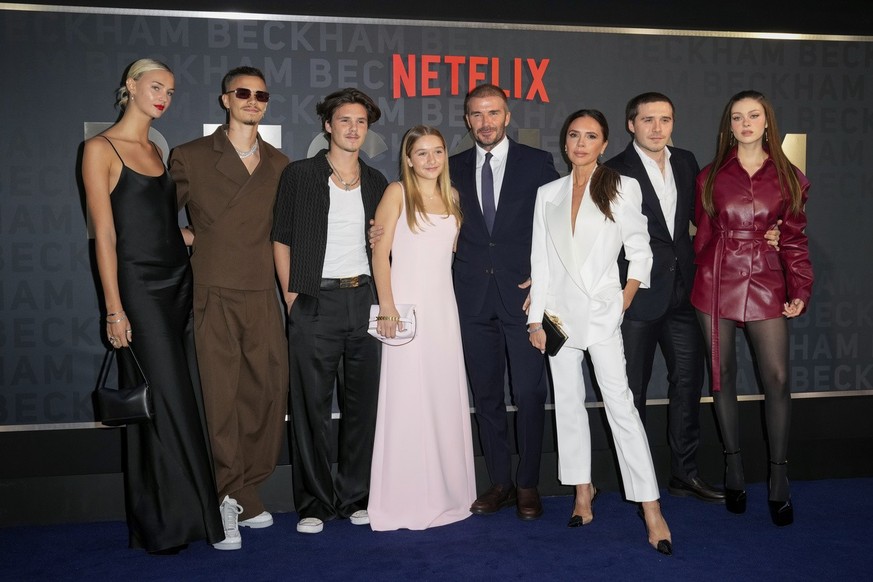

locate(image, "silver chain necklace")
(225, 131), (259, 159)
(326, 154), (361, 190)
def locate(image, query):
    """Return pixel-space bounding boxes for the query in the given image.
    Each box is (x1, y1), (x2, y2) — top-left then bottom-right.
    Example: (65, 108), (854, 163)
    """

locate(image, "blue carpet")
(3, 478), (871, 581)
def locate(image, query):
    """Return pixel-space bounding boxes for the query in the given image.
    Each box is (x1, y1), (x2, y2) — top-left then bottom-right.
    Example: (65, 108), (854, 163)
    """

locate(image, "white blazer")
(528, 172), (652, 350)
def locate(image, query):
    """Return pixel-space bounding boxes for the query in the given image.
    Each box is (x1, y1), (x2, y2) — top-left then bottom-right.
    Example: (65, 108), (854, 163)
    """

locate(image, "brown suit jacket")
(170, 126), (289, 290)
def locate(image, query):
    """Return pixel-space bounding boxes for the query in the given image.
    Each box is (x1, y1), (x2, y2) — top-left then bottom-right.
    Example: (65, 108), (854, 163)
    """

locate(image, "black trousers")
(287, 283), (380, 521)
(459, 279), (548, 489)
(620, 274), (704, 481)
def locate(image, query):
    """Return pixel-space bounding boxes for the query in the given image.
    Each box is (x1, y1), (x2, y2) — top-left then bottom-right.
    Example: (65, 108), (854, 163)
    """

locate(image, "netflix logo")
(392, 54), (550, 102)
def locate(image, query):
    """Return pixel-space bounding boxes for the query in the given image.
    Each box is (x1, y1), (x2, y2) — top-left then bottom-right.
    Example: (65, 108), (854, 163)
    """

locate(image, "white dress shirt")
(633, 141), (677, 239)
(475, 136), (510, 212)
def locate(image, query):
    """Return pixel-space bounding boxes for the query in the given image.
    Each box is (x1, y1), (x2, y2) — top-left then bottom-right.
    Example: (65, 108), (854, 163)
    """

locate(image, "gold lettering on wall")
(782, 133), (807, 174)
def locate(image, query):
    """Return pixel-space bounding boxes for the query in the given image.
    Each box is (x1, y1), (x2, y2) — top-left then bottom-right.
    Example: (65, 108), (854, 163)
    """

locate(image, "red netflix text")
(392, 54), (550, 102)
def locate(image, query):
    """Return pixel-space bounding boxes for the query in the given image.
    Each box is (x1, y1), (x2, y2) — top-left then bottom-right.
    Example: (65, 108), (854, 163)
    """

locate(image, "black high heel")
(724, 450), (747, 514)
(567, 485), (598, 527)
(636, 505), (673, 556)
(768, 460), (794, 526)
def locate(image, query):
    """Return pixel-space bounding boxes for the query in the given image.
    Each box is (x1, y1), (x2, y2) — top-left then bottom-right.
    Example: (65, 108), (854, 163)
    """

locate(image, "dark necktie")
(481, 152), (495, 234)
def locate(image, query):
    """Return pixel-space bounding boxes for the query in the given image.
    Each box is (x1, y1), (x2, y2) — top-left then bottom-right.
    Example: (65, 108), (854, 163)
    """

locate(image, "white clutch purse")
(367, 304), (416, 346)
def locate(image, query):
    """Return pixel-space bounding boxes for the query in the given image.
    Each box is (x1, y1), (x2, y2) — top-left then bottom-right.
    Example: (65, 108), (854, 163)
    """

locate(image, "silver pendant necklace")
(326, 154), (360, 190)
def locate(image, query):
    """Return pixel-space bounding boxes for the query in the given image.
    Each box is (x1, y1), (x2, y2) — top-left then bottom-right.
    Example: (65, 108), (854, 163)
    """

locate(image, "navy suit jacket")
(450, 138), (559, 317)
(605, 142), (699, 321)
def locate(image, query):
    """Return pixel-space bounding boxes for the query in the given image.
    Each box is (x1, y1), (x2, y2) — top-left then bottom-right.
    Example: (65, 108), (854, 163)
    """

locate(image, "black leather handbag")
(93, 346), (153, 426)
(542, 311), (569, 357)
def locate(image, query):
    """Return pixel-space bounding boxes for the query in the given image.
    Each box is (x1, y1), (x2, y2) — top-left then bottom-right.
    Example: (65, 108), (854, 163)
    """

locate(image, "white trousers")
(549, 330), (660, 502)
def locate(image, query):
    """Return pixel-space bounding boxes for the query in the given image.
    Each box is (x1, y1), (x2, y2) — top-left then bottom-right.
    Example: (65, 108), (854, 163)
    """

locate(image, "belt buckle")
(339, 275), (359, 289)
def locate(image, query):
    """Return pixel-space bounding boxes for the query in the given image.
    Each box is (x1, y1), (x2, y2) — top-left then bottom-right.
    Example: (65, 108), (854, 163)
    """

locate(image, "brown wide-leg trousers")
(193, 285), (289, 519)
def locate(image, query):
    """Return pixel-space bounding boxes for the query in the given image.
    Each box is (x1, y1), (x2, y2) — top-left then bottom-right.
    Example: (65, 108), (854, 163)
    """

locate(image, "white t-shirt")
(322, 179), (370, 278)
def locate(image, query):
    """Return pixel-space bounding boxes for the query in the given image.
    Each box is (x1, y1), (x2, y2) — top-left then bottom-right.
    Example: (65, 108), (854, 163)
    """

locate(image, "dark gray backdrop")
(1, 6), (871, 426)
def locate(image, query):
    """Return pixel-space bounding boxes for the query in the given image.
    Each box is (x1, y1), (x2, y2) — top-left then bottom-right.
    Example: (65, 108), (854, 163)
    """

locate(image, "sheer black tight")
(697, 312), (791, 501)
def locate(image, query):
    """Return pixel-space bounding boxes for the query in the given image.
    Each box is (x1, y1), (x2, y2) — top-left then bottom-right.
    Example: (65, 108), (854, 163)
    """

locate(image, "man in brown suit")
(169, 67), (288, 551)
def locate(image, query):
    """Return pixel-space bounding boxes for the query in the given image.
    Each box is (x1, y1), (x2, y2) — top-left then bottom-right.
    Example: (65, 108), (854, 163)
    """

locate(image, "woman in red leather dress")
(691, 90), (813, 526)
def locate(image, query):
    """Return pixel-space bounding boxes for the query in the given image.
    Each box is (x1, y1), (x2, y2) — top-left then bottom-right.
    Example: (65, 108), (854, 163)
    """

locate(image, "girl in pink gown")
(368, 126), (476, 531)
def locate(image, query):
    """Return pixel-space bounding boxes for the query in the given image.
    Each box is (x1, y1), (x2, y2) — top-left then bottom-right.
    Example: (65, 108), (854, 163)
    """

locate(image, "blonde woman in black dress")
(82, 59), (223, 554)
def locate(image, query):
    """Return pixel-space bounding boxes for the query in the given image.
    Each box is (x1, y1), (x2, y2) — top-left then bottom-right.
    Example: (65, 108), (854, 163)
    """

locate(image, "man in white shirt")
(449, 84), (559, 519)
(272, 88), (388, 534)
(604, 92), (724, 502)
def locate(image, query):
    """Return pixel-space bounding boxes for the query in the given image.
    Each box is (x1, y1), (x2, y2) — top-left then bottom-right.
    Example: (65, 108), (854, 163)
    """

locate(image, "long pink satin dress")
(368, 199), (476, 531)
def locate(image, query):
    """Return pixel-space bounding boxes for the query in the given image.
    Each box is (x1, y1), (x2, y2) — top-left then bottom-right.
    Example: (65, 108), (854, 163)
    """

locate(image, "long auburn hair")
(560, 109), (621, 222)
(399, 125), (462, 231)
(701, 90), (804, 217)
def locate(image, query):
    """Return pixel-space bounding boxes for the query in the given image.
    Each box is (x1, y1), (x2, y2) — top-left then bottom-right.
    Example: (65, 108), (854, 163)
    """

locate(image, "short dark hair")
(463, 83), (509, 115)
(625, 92), (675, 129)
(316, 88), (381, 137)
(222, 66), (266, 93)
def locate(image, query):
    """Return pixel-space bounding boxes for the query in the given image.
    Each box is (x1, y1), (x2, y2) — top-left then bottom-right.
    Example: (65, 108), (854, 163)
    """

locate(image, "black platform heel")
(768, 460), (794, 526)
(724, 450), (747, 514)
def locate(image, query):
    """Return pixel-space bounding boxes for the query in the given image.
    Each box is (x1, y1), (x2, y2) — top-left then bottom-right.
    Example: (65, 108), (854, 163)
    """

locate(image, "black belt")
(320, 274), (370, 290)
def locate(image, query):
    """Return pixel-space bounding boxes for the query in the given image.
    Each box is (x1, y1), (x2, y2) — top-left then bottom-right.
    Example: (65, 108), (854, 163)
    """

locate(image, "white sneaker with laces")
(213, 495), (243, 550)
(350, 509), (370, 525)
(239, 511), (273, 529)
(296, 517), (324, 534)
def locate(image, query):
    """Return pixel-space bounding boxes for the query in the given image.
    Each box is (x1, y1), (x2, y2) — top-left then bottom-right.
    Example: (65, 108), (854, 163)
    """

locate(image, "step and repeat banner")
(1, 5), (871, 427)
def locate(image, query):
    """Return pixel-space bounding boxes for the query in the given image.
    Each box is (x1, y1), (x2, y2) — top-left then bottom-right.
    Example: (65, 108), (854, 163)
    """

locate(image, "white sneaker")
(350, 510), (370, 525)
(212, 495), (243, 551)
(239, 511), (273, 529)
(296, 517), (324, 534)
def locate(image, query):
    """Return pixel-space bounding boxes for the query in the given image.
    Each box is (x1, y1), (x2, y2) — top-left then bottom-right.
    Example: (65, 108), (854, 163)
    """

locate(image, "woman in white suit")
(528, 110), (672, 555)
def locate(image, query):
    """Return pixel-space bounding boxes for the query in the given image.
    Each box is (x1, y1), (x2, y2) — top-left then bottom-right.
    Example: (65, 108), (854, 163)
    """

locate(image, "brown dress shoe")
(516, 486), (543, 520)
(470, 484), (517, 515)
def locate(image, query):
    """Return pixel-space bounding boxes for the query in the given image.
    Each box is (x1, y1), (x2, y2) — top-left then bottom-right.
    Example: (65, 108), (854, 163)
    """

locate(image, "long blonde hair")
(701, 90), (804, 217)
(400, 125), (462, 231)
(115, 58), (173, 110)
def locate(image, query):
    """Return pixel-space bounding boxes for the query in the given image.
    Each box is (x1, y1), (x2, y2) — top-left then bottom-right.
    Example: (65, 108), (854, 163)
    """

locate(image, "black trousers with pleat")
(287, 283), (381, 521)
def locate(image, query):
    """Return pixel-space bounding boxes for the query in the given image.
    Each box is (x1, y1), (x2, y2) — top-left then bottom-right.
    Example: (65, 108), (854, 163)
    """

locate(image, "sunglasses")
(224, 88), (270, 103)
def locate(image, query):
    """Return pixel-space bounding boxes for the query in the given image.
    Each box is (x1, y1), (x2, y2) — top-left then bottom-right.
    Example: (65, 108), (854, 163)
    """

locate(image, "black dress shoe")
(567, 486), (598, 527)
(516, 487), (543, 520)
(725, 488), (747, 514)
(470, 484), (517, 515)
(769, 499), (794, 526)
(668, 476), (725, 503)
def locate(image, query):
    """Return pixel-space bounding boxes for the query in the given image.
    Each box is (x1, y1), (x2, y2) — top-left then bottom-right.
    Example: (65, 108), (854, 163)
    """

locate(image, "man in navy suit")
(450, 84), (559, 519)
(604, 92), (724, 502)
